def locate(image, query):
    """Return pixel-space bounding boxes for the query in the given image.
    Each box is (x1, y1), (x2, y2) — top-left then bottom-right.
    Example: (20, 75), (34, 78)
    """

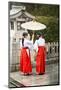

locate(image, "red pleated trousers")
(36, 46), (46, 74)
(19, 47), (32, 73)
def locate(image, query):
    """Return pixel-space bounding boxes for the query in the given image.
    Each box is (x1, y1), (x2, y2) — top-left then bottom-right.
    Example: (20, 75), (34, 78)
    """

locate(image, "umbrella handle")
(32, 31), (35, 42)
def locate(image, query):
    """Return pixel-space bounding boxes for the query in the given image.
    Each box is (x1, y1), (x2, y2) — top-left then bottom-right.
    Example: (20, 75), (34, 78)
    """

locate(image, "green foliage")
(28, 16), (59, 42)
(26, 4), (59, 17)
(35, 16), (59, 42)
(26, 4), (59, 42)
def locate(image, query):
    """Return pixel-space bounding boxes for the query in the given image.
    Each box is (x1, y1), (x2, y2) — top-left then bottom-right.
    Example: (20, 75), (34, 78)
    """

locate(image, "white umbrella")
(21, 21), (46, 41)
(21, 21), (46, 30)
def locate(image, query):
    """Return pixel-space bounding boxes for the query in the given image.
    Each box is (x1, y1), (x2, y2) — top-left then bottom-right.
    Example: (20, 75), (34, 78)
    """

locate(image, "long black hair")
(22, 32), (28, 46)
(36, 33), (44, 39)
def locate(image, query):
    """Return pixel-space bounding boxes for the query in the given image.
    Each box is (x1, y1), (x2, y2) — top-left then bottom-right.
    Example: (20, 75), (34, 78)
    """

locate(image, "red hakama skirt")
(36, 46), (46, 74)
(19, 47), (32, 73)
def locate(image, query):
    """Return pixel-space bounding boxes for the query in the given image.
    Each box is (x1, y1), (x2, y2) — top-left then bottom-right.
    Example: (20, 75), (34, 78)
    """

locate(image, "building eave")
(10, 11), (35, 19)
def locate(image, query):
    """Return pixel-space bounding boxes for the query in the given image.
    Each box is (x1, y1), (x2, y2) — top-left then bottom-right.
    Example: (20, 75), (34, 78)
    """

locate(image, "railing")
(10, 41), (59, 72)
(46, 42), (58, 58)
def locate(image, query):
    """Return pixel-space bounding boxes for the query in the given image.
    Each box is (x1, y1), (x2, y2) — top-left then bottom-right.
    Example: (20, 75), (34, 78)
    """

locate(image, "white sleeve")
(27, 39), (33, 44)
(26, 40), (33, 50)
(33, 40), (38, 52)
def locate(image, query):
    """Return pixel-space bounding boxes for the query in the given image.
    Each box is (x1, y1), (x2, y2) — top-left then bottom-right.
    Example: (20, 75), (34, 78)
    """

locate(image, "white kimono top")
(20, 38), (33, 55)
(34, 37), (45, 52)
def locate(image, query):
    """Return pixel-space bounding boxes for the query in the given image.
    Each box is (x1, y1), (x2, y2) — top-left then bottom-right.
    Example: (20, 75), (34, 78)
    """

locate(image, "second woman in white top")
(34, 34), (46, 75)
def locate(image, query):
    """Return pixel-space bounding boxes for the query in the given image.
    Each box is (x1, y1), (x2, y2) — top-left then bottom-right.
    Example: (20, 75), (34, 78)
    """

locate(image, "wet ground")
(9, 62), (59, 88)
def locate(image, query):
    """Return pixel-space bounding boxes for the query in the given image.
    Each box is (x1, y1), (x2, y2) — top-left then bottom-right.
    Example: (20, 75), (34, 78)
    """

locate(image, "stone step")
(9, 78), (25, 88)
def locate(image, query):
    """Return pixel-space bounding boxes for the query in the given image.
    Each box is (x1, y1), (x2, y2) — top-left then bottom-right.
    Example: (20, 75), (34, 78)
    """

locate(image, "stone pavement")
(9, 62), (59, 87)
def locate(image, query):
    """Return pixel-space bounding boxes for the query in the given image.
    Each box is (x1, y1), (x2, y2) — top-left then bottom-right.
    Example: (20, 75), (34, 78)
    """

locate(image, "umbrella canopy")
(21, 21), (46, 30)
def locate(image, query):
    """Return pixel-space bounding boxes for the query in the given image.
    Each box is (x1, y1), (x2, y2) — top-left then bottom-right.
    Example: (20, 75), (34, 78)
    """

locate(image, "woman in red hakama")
(20, 47), (32, 74)
(36, 46), (46, 74)
(34, 35), (46, 75)
(19, 32), (33, 75)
